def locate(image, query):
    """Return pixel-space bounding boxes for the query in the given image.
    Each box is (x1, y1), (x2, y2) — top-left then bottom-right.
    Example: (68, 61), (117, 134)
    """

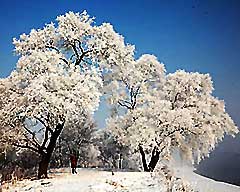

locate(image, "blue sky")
(0, 0), (240, 128)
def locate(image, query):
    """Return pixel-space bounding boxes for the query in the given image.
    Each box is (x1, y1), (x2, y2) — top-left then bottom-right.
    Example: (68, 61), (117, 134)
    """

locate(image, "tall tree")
(0, 52), (102, 178)
(107, 62), (239, 171)
(0, 11), (135, 178)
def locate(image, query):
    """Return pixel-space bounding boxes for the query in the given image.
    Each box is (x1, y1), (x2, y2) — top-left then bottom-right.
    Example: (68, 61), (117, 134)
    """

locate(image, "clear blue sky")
(0, 0), (240, 127)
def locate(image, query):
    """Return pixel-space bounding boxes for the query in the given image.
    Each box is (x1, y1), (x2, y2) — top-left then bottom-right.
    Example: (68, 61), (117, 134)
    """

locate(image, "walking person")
(70, 152), (77, 174)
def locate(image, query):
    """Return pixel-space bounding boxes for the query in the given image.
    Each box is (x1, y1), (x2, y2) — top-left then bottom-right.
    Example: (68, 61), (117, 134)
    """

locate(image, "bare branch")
(41, 128), (49, 149)
(22, 124), (41, 149)
(119, 99), (132, 106)
(118, 101), (132, 110)
(121, 77), (130, 90)
(60, 58), (69, 65)
(172, 92), (180, 110)
(45, 45), (60, 53)
(69, 42), (80, 58)
(12, 142), (42, 154)
(34, 116), (47, 128)
(77, 50), (93, 65)
(74, 39), (84, 54)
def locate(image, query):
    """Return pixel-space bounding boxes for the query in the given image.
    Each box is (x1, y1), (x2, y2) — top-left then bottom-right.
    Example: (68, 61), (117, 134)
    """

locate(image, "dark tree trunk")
(38, 153), (51, 178)
(139, 145), (149, 172)
(148, 147), (160, 172)
(38, 123), (64, 179)
(139, 145), (160, 172)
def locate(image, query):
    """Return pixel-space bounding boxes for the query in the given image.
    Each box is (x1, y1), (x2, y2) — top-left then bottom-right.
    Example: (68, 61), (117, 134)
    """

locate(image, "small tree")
(94, 129), (130, 169)
(51, 114), (97, 168)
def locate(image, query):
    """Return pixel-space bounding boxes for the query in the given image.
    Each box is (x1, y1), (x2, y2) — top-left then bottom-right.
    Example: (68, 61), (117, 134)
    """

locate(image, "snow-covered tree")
(51, 114), (97, 168)
(94, 129), (130, 169)
(105, 54), (166, 171)
(107, 67), (238, 171)
(0, 11), (136, 178)
(0, 54), (102, 178)
(104, 54), (165, 109)
(13, 11), (135, 75)
(154, 164), (195, 192)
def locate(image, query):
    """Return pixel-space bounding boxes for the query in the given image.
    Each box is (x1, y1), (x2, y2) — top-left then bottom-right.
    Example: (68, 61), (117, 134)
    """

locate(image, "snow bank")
(175, 165), (240, 192)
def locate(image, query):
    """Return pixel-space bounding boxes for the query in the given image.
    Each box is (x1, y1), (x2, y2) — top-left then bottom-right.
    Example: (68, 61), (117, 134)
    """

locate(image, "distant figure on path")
(70, 152), (77, 174)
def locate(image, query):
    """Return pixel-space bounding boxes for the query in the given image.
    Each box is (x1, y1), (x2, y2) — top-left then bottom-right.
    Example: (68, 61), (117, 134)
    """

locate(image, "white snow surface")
(2, 167), (240, 192)
(175, 165), (240, 192)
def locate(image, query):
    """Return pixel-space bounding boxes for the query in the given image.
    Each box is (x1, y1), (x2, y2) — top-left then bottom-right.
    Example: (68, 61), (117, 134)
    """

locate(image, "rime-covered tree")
(0, 11), (134, 178)
(52, 114), (97, 168)
(0, 56), (102, 178)
(107, 63), (238, 171)
(94, 129), (130, 169)
(105, 54), (166, 170)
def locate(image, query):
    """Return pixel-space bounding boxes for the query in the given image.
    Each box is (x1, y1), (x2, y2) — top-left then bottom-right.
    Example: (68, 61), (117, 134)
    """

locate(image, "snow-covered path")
(3, 168), (240, 192)
(3, 168), (162, 192)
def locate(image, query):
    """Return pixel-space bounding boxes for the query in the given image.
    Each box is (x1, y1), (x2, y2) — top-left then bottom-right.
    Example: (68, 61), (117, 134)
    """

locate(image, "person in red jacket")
(70, 153), (77, 174)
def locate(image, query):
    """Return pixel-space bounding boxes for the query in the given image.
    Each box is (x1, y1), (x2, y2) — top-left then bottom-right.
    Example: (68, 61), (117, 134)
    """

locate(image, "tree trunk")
(148, 147), (160, 172)
(139, 145), (149, 172)
(38, 123), (64, 179)
(38, 153), (51, 179)
(139, 145), (160, 172)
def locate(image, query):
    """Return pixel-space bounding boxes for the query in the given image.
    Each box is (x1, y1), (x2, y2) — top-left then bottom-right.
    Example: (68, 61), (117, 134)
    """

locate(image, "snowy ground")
(175, 165), (240, 192)
(2, 167), (240, 192)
